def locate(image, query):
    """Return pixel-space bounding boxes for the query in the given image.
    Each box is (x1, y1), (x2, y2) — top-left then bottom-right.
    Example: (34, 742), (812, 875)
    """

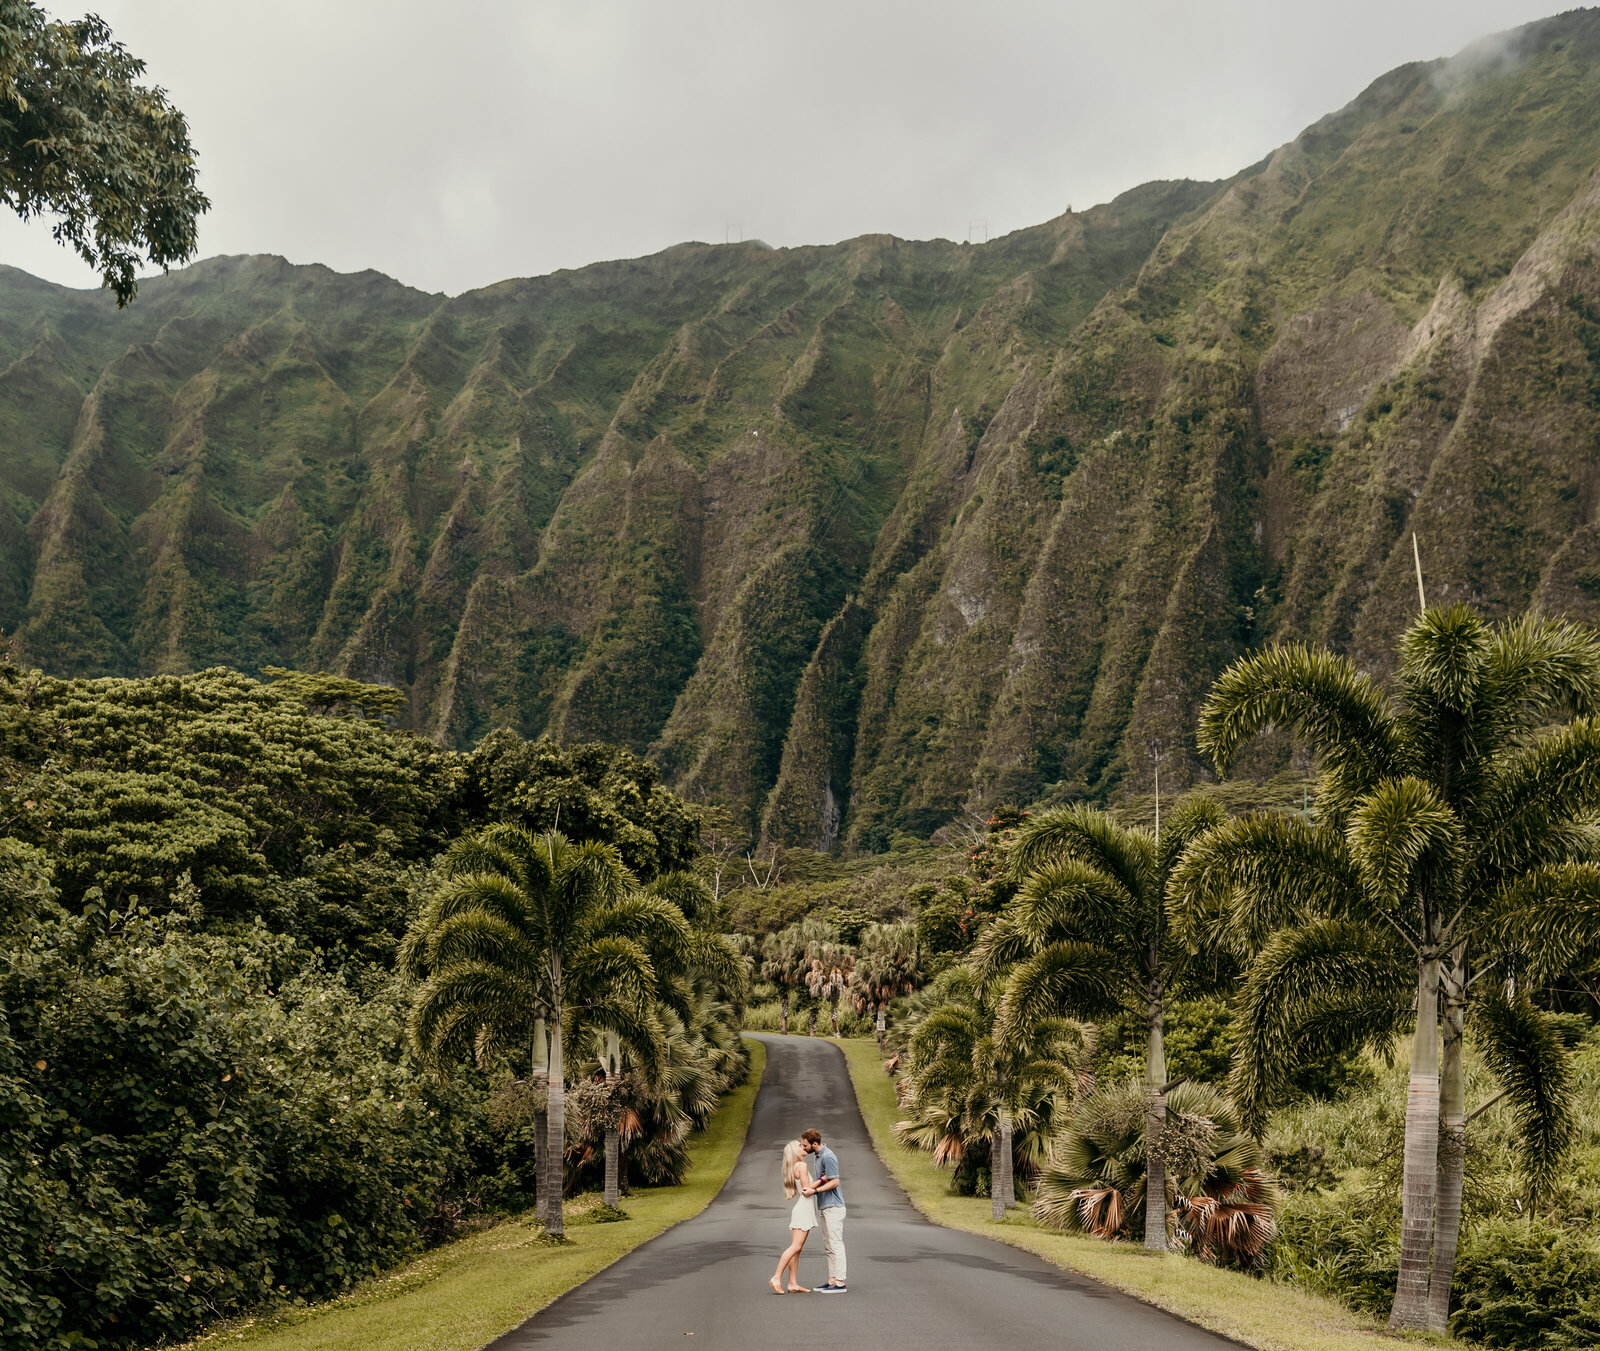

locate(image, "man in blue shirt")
(801, 1128), (846, 1292)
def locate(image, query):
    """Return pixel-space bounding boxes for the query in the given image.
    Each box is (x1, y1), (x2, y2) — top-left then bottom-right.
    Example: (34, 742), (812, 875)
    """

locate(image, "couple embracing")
(769, 1128), (847, 1295)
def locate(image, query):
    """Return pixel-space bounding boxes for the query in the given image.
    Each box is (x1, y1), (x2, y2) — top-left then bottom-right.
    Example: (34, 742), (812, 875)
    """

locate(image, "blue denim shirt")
(813, 1146), (844, 1209)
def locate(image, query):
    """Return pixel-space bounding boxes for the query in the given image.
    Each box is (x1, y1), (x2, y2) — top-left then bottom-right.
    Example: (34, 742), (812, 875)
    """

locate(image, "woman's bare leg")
(771, 1230), (806, 1291)
(788, 1231), (810, 1291)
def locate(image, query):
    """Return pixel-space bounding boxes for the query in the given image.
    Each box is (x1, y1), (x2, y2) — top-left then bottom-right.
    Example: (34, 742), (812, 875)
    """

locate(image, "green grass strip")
(174, 1039), (765, 1351)
(835, 1037), (1455, 1351)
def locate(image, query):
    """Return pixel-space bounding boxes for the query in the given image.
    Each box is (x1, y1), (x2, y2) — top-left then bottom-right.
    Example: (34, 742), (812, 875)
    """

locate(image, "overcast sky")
(0, 0), (1568, 297)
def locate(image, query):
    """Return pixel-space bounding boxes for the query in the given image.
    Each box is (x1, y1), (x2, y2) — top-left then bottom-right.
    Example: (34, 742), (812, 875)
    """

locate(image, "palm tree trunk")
(545, 994), (566, 1238)
(780, 990), (789, 1035)
(1389, 950), (1442, 1331)
(875, 1002), (887, 1045)
(808, 1004), (816, 1036)
(604, 1127), (621, 1208)
(532, 1013), (550, 1228)
(1143, 979), (1168, 1251)
(831, 993), (840, 1037)
(990, 1115), (1014, 1221)
(1428, 944), (1468, 1334)
(602, 1031), (622, 1209)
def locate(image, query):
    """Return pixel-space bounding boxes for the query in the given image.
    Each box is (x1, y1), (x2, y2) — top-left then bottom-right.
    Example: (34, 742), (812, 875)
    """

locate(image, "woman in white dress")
(769, 1138), (818, 1293)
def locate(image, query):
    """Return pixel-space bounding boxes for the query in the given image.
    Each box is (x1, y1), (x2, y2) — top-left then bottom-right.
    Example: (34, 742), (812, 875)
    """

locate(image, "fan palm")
(981, 793), (1225, 1248)
(895, 1000), (1082, 1220)
(760, 919), (819, 1034)
(567, 988), (749, 1193)
(576, 870), (746, 1206)
(806, 936), (856, 1036)
(1034, 1079), (1278, 1268)
(403, 826), (690, 1237)
(852, 921), (924, 1043)
(1181, 604), (1600, 1330)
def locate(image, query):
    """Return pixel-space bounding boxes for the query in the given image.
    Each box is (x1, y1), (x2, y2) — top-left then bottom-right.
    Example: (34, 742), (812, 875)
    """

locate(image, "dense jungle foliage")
(0, 663), (743, 1351)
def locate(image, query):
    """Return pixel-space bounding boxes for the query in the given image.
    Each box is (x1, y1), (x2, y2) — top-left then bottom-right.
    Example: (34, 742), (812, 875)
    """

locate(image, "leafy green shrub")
(741, 1000), (788, 1031)
(1267, 1187), (1400, 1315)
(1450, 1218), (1600, 1348)
(0, 901), (507, 1351)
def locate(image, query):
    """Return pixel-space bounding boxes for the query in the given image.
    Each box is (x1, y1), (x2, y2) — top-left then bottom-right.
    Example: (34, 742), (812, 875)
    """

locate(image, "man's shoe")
(815, 1283), (848, 1294)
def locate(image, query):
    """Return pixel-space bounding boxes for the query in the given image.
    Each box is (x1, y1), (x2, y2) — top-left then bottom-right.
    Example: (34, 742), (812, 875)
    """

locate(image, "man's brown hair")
(802, 1128), (822, 1146)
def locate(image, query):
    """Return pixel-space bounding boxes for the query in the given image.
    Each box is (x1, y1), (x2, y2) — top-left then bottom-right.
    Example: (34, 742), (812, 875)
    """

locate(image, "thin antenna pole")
(1412, 532), (1427, 611)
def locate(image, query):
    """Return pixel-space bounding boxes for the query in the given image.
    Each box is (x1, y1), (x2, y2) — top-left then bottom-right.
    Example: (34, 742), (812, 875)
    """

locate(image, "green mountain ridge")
(6, 9), (1600, 846)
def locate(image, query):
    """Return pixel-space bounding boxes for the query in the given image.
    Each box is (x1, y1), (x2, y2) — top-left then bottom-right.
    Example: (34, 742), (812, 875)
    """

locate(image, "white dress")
(789, 1178), (819, 1231)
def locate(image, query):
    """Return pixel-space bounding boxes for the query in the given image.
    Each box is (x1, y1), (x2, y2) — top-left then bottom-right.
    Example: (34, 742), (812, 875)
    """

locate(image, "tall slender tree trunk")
(1389, 950), (1442, 1331)
(1143, 978), (1169, 1251)
(991, 1112), (1014, 1221)
(1428, 944), (1468, 1334)
(780, 990), (789, 1035)
(532, 1013), (550, 1228)
(602, 1029), (622, 1209)
(604, 1127), (621, 1208)
(533, 1107), (548, 1223)
(545, 978), (566, 1239)
(808, 1004), (816, 1036)
(830, 993), (840, 1037)
(875, 1002), (887, 1045)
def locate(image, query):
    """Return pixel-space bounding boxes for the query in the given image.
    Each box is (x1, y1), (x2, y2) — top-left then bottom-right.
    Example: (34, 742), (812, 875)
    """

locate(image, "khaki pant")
(820, 1206), (846, 1284)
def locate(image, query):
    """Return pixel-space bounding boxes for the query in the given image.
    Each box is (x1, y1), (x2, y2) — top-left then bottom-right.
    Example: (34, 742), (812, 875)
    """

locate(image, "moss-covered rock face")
(8, 12), (1600, 842)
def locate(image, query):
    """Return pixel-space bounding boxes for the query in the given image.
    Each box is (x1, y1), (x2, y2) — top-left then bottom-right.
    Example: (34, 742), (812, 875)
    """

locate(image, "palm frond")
(1010, 858), (1139, 950)
(584, 892), (692, 965)
(1157, 794), (1227, 878)
(997, 941), (1121, 1041)
(645, 870), (717, 923)
(1169, 811), (1359, 952)
(1345, 776), (1458, 912)
(1472, 719), (1600, 884)
(1479, 612), (1600, 734)
(1229, 918), (1412, 1134)
(687, 930), (748, 997)
(567, 932), (657, 1010)
(1009, 804), (1154, 897)
(425, 908), (540, 981)
(1474, 991), (1577, 1206)
(1197, 644), (1406, 810)
(1480, 861), (1600, 978)
(411, 963), (534, 1065)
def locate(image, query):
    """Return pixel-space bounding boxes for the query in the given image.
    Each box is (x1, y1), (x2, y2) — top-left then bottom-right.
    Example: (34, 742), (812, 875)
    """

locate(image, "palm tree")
(852, 921), (923, 1043)
(760, 921), (812, 1034)
(806, 935), (856, 1036)
(404, 826), (688, 1238)
(583, 871), (746, 1207)
(983, 793), (1225, 1249)
(895, 999), (1081, 1220)
(1182, 605), (1600, 1330)
(1034, 1079), (1278, 1268)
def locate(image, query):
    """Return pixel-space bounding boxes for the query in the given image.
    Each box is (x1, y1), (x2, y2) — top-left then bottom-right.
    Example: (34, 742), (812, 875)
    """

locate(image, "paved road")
(488, 1035), (1239, 1350)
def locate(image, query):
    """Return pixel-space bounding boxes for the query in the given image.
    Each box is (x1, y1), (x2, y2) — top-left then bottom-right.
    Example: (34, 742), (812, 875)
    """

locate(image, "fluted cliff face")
(7, 10), (1600, 845)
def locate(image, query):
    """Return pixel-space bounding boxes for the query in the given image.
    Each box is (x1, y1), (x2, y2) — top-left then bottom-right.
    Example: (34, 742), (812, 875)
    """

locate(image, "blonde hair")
(782, 1139), (803, 1199)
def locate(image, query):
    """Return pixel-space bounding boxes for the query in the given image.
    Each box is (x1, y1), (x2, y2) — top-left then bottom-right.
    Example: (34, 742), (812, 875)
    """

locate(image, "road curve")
(487, 1034), (1241, 1350)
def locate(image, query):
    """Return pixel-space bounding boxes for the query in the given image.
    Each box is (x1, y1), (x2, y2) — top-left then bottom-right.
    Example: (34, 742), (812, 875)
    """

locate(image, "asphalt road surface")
(487, 1034), (1240, 1350)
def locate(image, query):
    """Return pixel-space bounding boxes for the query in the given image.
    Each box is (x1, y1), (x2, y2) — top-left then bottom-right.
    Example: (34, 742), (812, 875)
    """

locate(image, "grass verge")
(172, 1039), (765, 1351)
(835, 1037), (1453, 1351)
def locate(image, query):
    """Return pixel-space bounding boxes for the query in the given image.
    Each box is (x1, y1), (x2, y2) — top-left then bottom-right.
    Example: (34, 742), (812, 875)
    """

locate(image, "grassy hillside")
(7, 11), (1600, 844)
